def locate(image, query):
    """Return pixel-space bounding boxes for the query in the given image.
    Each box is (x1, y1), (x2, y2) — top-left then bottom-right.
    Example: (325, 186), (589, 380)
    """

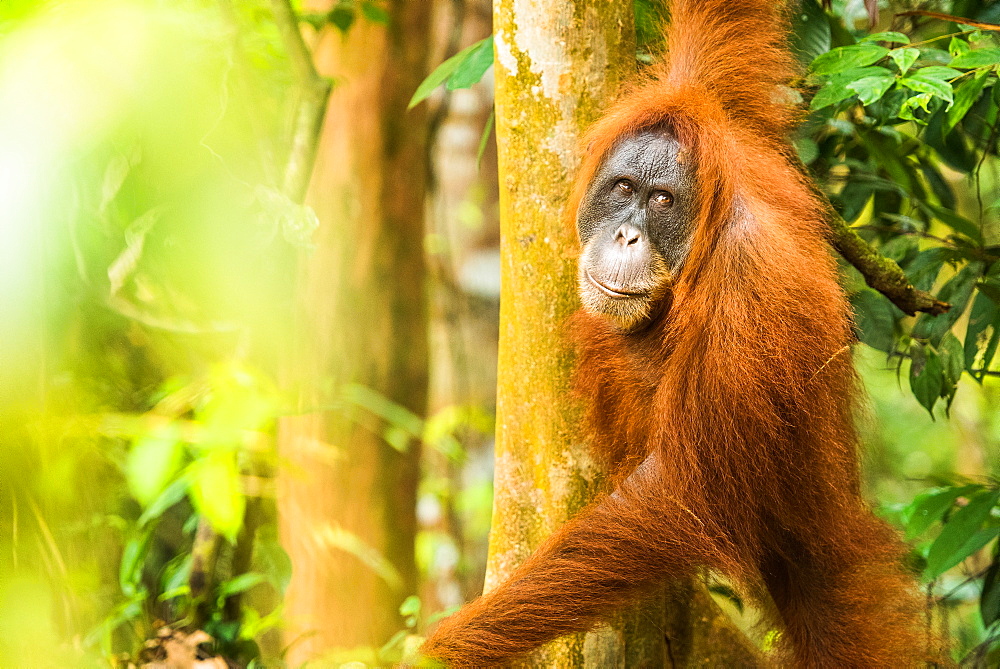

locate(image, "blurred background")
(1, 0), (999, 666)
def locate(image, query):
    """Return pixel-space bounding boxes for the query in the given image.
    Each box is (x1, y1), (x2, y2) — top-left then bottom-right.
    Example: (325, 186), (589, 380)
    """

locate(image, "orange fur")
(423, 1), (926, 666)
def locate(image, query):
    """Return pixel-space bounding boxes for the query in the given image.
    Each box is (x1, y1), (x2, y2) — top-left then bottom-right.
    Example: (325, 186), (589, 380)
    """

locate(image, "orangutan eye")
(651, 190), (674, 207)
(615, 179), (635, 195)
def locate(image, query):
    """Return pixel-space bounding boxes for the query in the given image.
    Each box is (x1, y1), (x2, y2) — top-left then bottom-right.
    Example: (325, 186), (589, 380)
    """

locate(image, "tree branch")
(789, 154), (951, 316)
(268, 0), (333, 202)
(826, 209), (951, 316)
(896, 10), (1000, 32)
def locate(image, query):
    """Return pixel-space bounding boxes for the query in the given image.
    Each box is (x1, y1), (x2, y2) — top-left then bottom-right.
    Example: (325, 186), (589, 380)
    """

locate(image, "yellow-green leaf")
(950, 48), (1000, 69)
(127, 424), (183, 507)
(188, 451), (244, 542)
(409, 36), (492, 109)
(811, 44), (889, 75)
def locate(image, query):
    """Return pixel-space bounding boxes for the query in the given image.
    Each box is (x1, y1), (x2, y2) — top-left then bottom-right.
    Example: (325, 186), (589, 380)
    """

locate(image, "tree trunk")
(488, 0), (765, 666)
(276, 1), (431, 662)
(488, 1), (665, 665)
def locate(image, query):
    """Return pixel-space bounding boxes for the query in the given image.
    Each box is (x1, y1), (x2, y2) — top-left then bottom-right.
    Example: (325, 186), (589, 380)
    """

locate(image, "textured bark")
(488, 1), (662, 665)
(276, 1), (431, 662)
(488, 1), (765, 666)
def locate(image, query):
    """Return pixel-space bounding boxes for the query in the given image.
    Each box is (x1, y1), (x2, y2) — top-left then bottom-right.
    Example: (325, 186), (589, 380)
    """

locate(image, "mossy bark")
(488, 2), (663, 665)
(276, 1), (431, 662)
(488, 1), (765, 666)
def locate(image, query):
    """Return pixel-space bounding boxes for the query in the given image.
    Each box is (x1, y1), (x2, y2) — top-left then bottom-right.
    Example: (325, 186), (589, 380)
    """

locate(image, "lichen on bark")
(489, 1), (653, 665)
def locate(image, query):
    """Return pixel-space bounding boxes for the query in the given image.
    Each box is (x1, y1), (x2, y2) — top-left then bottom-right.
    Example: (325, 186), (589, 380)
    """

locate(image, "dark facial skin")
(576, 127), (697, 331)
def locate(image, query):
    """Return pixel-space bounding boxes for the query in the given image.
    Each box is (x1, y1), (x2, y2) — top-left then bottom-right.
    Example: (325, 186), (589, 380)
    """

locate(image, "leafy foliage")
(899, 482), (1000, 649)
(800, 8), (1000, 417)
(409, 36), (494, 109)
(799, 2), (1000, 660)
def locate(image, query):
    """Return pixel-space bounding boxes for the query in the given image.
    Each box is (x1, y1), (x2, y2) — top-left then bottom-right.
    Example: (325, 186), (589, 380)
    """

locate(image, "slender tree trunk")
(488, 1), (765, 665)
(277, 2), (431, 662)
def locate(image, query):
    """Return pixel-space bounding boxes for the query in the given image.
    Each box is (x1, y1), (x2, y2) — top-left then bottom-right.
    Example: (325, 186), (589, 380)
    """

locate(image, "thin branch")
(897, 10), (1000, 32)
(268, 0), (333, 201)
(189, 517), (222, 628)
(788, 153), (951, 316)
(826, 210), (951, 316)
(936, 565), (990, 604)
(269, 0), (322, 86)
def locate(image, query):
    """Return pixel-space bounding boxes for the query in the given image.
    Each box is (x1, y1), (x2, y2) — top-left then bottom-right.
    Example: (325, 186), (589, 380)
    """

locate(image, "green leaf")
(918, 66), (962, 80)
(811, 44), (889, 75)
(880, 234), (919, 266)
(240, 607), (284, 641)
(899, 92), (933, 122)
(217, 573), (267, 599)
(925, 489), (1000, 580)
(835, 180), (873, 221)
(810, 67), (892, 110)
(329, 5), (355, 33)
(159, 553), (192, 599)
(399, 595), (421, 617)
(900, 73), (954, 106)
(477, 108), (495, 167)
(868, 87), (908, 122)
(811, 82), (858, 110)
(197, 363), (277, 443)
(137, 478), (188, 528)
(343, 383), (423, 436)
(409, 36), (492, 109)
(934, 528), (1000, 580)
(252, 529), (293, 594)
(848, 73), (896, 105)
(791, 0), (831, 66)
(949, 37), (971, 58)
(850, 289), (897, 352)
(917, 161), (956, 209)
(950, 47), (1000, 69)
(905, 485), (982, 540)
(101, 153), (132, 213)
(384, 425), (411, 452)
(379, 629), (409, 656)
(905, 247), (950, 292)
(188, 451), (245, 542)
(939, 332), (965, 411)
(909, 341), (943, 415)
(965, 290), (1000, 380)
(982, 560), (1000, 627)
(980, 276), (1000, 305)
(446, 36), (493, 90)
(921, 48), (953, 64)
(913, 262), (985, 345)
(889, 48), (919, 75)
(119, 529), (154, 597)
(946, 70), (991, 133)
(794, 137), (819, 165)
(862, 32), (910, 45)
(126, 424), (183, 507)
(939, 332), (965, 386)
(927, 203), (982, 242)
(360, 1), (390, 24)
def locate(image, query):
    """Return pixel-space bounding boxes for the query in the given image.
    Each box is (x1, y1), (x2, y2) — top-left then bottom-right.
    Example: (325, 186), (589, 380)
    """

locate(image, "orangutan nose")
(615, 224), (642, 247)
